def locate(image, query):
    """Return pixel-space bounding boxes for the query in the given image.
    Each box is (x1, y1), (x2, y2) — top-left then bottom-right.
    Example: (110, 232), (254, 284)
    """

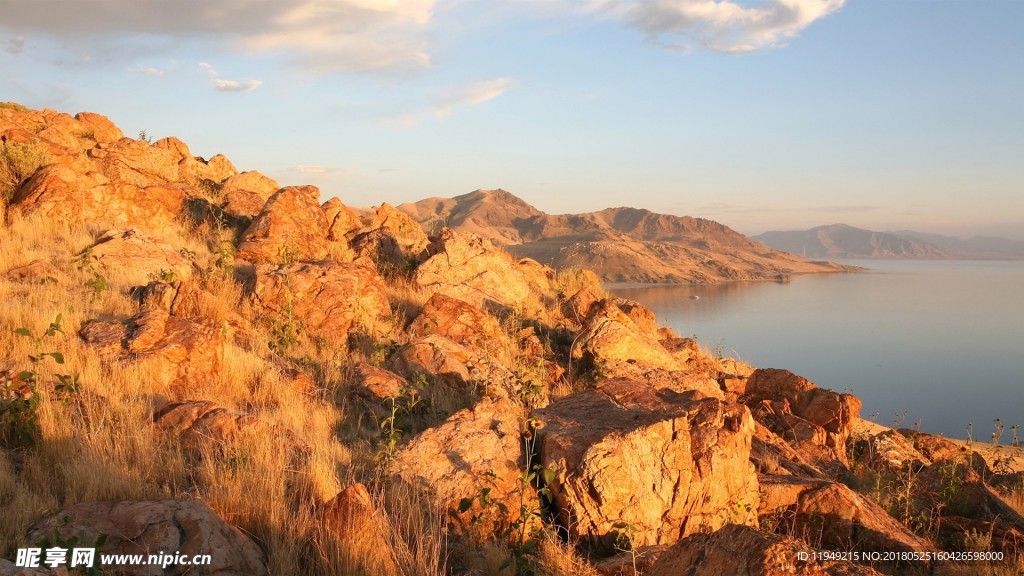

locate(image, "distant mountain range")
(752, 224), (1024, 260)
(397, 190), (852, 284)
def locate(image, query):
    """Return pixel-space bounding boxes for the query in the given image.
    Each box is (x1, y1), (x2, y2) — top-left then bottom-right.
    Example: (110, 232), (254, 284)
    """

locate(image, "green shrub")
(1, 141), (53, 204)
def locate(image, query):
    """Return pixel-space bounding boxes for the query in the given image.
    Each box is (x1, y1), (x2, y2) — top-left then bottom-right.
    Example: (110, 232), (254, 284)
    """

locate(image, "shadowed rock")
(645, 524), (885, 576)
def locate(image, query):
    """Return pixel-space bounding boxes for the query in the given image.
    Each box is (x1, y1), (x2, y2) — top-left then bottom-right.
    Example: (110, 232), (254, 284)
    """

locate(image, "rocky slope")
(754, 224), (950, 259)
(1, 103), (1022, 576)
(398, 189), (853, 283)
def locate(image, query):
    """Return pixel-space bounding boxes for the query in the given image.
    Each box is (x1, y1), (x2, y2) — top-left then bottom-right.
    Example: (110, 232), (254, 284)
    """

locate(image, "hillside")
(893, 230), (1024, 260)
(2, 103), (1022, 576)
(753, 224), (949, 259)
(399, 190), (853, 283)
(754, 224), (1024, 260)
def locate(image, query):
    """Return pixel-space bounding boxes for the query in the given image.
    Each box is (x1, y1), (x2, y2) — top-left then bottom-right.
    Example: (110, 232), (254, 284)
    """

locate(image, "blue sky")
(1, 0), (1022, 238)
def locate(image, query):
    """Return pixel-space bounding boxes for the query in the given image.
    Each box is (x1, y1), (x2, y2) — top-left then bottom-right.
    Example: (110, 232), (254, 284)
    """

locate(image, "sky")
(1, 0), (1022, 239)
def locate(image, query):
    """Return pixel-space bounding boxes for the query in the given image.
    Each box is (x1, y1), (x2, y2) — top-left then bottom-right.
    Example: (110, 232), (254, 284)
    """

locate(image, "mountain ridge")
(754, 224), (1024, 260)
(398, 189), (854, 284)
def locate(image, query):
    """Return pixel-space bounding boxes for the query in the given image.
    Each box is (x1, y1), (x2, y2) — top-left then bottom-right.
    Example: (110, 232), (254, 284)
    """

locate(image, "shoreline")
(854, 418), (1024, 473)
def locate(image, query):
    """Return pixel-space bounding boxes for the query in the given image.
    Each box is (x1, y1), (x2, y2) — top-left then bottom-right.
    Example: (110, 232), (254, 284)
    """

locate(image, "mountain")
(891, 230), (1024, 260)
(752, 224), (949, 259)
(753, 224), (1024, 260)
(398, 190), (853, 283)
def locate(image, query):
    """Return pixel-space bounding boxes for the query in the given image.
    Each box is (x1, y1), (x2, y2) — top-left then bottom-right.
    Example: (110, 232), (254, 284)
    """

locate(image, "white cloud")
(200, 62), (262, 93)
(435, 77), (513, 117)
(4, 36), (24, 54)
(0, 0), (435, 73)
(604, 0), (845, 53)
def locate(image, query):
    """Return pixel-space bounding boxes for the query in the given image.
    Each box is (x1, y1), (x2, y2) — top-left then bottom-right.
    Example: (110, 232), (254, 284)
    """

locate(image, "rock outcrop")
(407, 293), (509, 362)
(87, 229), (195, 286)
(26, 500), (268, 576)
(534, 378), (758, 551)
(153, 400), (256, 445)
(79, 309), (224, 385)
(645, 524), (884, 576)
(413, 229), (531, 309)
(250, 261), (390, 341)
(236, 186), (330, 264)
(389, 398), (525, 532)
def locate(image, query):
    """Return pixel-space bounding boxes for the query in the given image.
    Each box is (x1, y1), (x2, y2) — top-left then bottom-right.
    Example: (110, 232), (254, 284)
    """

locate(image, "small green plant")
(378, 384), (422, 462)
(35, 518), (108, 576)
(4, 315), (75, 443)
(74, 247), (108, 296)
(137, 129), (153, 143)
(149, 268), (177, 284)
(992, 418), (1005, 446)
(0, 102), (29, 112)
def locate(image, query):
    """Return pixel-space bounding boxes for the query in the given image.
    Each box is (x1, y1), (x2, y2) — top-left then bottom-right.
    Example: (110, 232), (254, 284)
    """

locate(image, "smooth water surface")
(611, 260), (1024, 438)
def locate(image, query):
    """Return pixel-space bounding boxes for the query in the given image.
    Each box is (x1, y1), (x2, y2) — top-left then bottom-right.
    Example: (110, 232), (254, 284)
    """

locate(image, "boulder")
(317, 483), (400, 576)
(570, 299), (679, 374)
(322, 197), (362, 240)
(250, 261), (390, 341)
(388, 397), (525, 532)
(534, 379), (758, 551)
(79, 309), (223, 386)
(351, 203), (430, 270)
(87, 137), (188, 187)
(12, 156), (184, 231)
(612, 297), (660, 338)
(414, 229), (531, 309)
(87, 229), (195, 286)
(407, 293), (509, 362)
(5, 260), (59, 284)
(26, 500), (268, 576)
(153, 400), (256, 444)
(236, 186), (329, 264)
(645, 524), (885, 576)
(217, 171), (279, 219)
(74, 111), (125, 144)
(561, 287), (601, 324)
(757, 475), (934, 561)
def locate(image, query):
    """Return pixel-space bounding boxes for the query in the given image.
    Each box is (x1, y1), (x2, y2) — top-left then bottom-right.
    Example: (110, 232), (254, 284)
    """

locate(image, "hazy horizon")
(2, 0), (1021, 240)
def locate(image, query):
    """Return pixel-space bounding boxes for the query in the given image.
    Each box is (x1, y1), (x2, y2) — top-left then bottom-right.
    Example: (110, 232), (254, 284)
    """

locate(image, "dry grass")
(0, 210), (604, 575)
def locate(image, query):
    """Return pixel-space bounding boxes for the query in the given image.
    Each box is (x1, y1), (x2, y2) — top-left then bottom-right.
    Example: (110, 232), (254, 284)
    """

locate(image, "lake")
(610, 260), (1024, 439)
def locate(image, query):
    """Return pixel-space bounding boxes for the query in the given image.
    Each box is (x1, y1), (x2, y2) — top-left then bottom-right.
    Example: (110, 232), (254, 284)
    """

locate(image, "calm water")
(610, 260), (1024, 438)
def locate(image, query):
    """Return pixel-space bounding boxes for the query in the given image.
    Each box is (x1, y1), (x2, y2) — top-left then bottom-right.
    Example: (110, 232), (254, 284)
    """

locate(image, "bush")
(1, 140), (53, 205)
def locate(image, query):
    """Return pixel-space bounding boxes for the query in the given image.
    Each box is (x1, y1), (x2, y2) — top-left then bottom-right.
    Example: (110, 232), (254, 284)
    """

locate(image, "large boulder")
(570, 299), (679, 374)
(388, 398), (525, 532)
(534, 378), (758, 551)
(79, 309), (224, 386)
(235, 186), (329, 264)
(350, 203), (430, 272)
(757, 474), (934, 562)
(87, 229), (196, 286)
(12, 156), (185, 231)
(250, 261), (391, 341)
(645, 524), (884, 576)
(407, 293), (509, 363)
(216, 171), (279, 219)
(26, 500), (268, 576)
(413, 229), (531, 309)
(322, 197), (363, 240)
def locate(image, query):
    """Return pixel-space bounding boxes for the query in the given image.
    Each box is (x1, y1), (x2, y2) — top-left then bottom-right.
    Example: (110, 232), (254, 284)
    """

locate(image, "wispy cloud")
(293, 165), (354, 176)
(380, 113), (423, 129)
(435, 77), (513, 117)
(130, 66), (165, 76)
(0, 0), (435, 73)
(4, 35), (24, 54)
(200, 62), (262, 93)
(587, 0), (844, 53)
